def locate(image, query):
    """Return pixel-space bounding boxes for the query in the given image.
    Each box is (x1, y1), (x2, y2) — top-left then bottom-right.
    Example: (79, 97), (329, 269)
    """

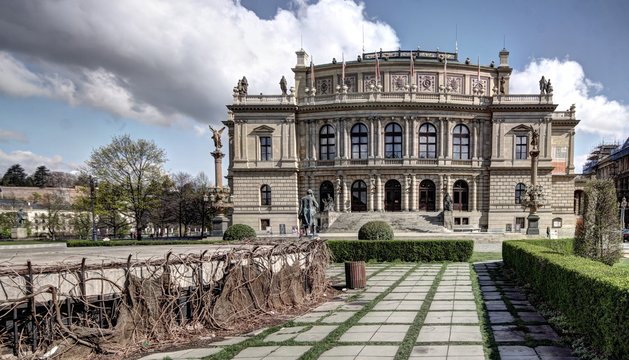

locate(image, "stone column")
(343, 178), (350, 212)
(280, 121), (286, 160)
(376, 117), (382, 158)
(436, 175), (444, 211)
(439, 118), (445, 159)
(368, 117), (375, 158)
(403, 117), (410, 158)
(343, 119), (349, 159)
(445, 118), (451, 158)
(568, 129), (575, 173)
(310, 120), (317, 161)
(545, 118), (551, 159)
(472, 176), (478, 211)
(335, 175), (342, 212)
(403, 174), (410, 211)
(368, 175), (375, 212)
(376, 175), (382, 211)
(335, 119), (342, 160)
(211, 151), (225, 189)
(410, 174), (417, 211)
(478, 119), (484, 160)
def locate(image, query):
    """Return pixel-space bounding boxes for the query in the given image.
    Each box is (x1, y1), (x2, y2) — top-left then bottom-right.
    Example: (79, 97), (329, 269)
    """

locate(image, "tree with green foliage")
(87, 135), (166, 240)
(40, 191), (70, 240)
(1, 164), (28, 186)
(0, 212), (18, 239)
(574, 179), (623, 265)
(31, 165), (51, 188)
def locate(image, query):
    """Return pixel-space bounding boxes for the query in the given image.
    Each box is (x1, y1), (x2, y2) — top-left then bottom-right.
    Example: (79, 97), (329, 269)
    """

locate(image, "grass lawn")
(469, 251), (502, 262)
(0, 240), (60, 245)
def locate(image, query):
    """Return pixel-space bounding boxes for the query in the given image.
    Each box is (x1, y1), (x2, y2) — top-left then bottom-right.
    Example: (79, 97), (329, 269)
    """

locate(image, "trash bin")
(345, 261), (366, 289)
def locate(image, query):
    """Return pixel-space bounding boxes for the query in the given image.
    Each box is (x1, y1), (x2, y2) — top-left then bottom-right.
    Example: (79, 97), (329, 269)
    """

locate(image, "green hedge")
(503, 240), (629, 359)
(328, 240), (473, 262)
(67, 239), (223, 247)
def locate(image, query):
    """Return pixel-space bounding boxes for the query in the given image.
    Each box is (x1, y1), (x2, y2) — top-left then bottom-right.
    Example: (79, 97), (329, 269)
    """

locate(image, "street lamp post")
(201, 193), (208, 238)
(89, 176), (97, 241)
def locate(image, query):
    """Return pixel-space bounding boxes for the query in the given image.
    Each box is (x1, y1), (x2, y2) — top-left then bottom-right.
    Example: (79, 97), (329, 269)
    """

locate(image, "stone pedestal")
(526, 213), (540, 235)
(443, 210), (454, 230)
(11, 228), (27, 239)
(211, 215), (230, 237)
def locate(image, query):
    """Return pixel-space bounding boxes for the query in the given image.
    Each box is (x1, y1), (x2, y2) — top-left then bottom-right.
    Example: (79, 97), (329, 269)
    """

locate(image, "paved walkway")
(138, 262), (576, 360)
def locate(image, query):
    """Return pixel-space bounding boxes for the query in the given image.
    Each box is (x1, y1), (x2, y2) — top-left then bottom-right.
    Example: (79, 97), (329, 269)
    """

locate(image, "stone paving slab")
(321, 311), (356, 323)
(233, 345), (311, 359)
(319, 345), (399, 360)
(416, 325), (482, 343)
(409, 344), (484, 359)
(340, 324), (410, 343)
(137, 347), (222, 360)
(358, 311), (417, 324)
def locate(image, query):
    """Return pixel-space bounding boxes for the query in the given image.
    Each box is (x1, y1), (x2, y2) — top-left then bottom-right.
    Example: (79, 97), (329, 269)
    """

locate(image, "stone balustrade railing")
(233, 92), (554, 106)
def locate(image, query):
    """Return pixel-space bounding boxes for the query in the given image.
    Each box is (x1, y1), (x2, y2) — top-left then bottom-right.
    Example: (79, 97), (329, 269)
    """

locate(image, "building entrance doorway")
(384, 179), (402, 211)
(351, 180), (368, 212)
(453, 180), (469, 211)
(419, 179), (436, 211)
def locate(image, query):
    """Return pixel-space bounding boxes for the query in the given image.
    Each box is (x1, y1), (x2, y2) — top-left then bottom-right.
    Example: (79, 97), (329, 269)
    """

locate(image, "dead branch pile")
(0, 239), (330, 359)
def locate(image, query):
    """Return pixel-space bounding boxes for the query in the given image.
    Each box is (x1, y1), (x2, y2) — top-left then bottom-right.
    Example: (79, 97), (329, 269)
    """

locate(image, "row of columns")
(303, 117), (486, 161)
(308, 173), (481, 212)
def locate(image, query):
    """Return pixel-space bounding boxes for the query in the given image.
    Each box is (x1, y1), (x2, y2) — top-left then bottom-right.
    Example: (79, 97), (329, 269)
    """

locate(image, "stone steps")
(323, 211), (447, 234)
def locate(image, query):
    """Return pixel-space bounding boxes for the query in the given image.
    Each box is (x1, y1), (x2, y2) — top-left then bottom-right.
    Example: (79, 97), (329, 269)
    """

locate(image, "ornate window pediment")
(250, 125), (275, 135)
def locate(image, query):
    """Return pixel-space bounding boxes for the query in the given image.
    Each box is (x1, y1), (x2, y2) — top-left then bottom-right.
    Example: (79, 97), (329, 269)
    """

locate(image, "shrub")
(67, 239), (224, 247)
(574, 179), (622, 265)
(223, 224), (257, 241)
(503, 240), (629, 359)
(328, 240), (473, 262)
(358, 221), (393, 240)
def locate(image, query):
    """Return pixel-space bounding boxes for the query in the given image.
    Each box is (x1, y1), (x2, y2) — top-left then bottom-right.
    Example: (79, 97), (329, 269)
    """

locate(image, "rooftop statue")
(545, 79), (553, 94)
(280, 76), (288, 96)
(209, 126), (225, 150)
(539, 76), (547, 94)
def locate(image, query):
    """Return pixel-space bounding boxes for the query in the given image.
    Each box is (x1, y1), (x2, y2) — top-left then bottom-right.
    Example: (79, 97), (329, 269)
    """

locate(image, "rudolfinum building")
(224, 47), (579, 236)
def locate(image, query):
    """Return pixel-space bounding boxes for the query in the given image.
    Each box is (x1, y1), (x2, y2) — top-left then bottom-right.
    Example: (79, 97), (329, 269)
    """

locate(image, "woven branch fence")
(0, 239), (330, 359)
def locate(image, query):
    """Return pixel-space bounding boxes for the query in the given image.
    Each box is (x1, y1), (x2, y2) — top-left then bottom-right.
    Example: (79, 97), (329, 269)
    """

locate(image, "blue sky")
(0, 0), (628, 180)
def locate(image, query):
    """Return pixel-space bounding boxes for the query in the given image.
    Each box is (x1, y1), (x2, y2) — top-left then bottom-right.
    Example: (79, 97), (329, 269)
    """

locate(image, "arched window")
(260, 185), (271, 206)
(351, 180), (368, 212)
(319, 181), (334, 211)
(453, 180), (469, 211)
(453, 124), (470, 160)
(384, 123), (403, 158)
(319, 125), (336, 160)
(351, 123), (369, 159)
(419, 123), (437, 159)
(515, 183), (526, 204)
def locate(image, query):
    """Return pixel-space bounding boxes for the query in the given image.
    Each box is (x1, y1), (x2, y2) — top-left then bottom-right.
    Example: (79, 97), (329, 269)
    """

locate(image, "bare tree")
(87, 135), (166, 240)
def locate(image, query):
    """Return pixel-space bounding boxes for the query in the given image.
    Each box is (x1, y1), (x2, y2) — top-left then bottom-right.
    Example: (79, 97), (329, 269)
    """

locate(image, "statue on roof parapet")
(539, 76), (552, 95)
(280, 76), (288, 96)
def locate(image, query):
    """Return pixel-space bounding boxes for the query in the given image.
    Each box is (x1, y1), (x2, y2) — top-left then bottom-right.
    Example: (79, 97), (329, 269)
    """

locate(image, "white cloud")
(511, 58), (629, 174)
(0, 0), (399, 128)
(511, 58), (629, 139)
(0, 129), (27, 143)
(0, 150), (77, 174)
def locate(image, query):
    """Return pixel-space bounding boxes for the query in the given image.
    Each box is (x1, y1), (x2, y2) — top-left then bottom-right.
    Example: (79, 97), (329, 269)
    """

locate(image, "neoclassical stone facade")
(224, 48), (579, 236)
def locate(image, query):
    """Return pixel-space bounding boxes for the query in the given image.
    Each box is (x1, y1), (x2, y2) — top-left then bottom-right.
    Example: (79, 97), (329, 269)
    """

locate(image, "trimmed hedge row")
(503, 240), (629, 359)
(327, 240), (473, 262)
(67, 239), (224, 247)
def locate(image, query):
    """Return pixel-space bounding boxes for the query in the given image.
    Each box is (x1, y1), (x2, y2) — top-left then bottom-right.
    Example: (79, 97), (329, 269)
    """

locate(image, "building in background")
(224, 47), (580, 236)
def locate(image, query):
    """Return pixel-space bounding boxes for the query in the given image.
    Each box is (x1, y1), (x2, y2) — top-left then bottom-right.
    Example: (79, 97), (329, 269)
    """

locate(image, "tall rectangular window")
(260, 136), (272, 161)
(515, 135), (528, 160)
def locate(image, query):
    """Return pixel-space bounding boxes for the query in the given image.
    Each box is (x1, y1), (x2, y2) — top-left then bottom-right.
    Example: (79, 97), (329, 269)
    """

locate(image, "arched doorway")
(351, 180), (367, 212)
(385, 179), (402, 212)
(419, 180), (436, 211)
(453, 180), (469, 211)
(319, 181), (334, 211)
